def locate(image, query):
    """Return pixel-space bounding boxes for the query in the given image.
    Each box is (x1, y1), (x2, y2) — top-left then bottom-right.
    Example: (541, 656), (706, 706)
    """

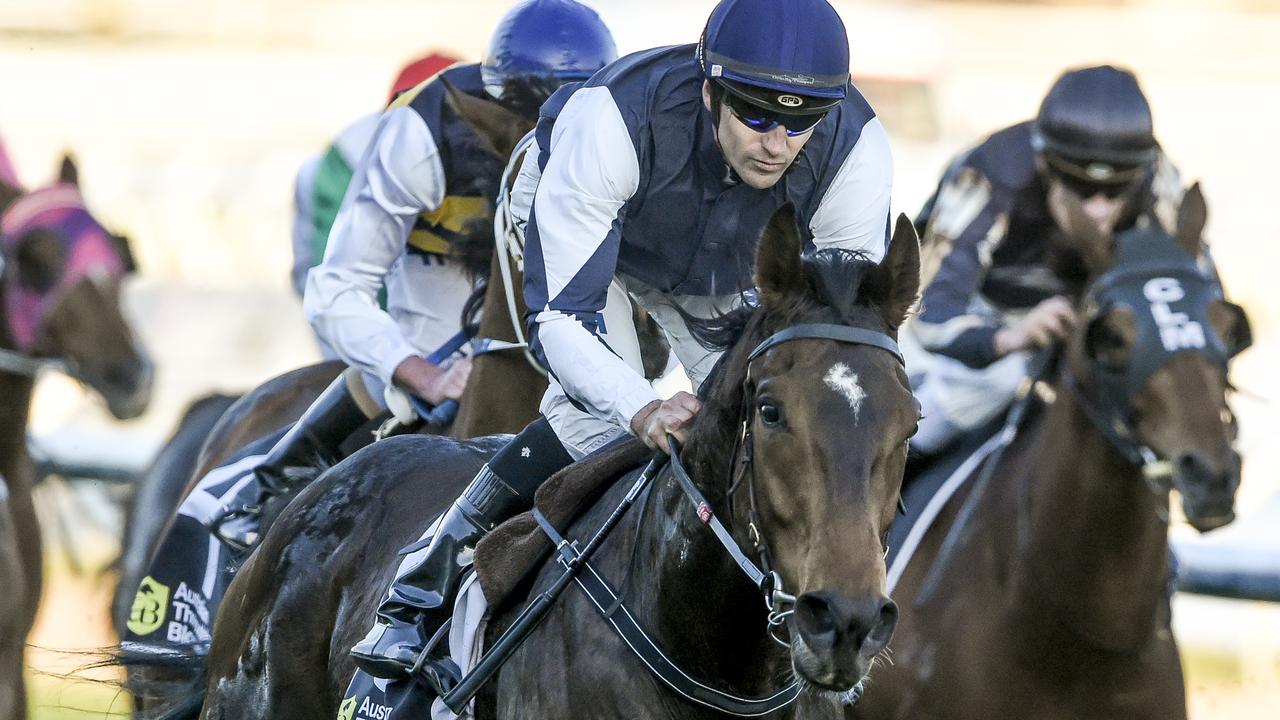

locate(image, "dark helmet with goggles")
(698, 0), (851, 124)
(1032, 65), (1159, 196)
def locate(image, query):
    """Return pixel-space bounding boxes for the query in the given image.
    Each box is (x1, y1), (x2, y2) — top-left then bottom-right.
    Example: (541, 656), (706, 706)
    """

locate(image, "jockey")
(291, 52), (460, 360)
(213, 0), (618, 550)
(350, 0), (894, 691)
(907, 65), (1190, 454)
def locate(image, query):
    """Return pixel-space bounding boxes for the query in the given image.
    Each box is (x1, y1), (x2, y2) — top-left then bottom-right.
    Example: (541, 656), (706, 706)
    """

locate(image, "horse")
(112, 392), (240, 635)
(851, 186), (1251, 720)
(195, 205), (923, 720)
(0, 155), (153, 719)
(116, 83), (578, 718)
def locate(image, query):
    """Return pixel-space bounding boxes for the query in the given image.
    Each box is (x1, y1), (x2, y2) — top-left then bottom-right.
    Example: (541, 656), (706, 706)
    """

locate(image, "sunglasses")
(723, 92), (826, 137)
(1044, 153), (1147, 200)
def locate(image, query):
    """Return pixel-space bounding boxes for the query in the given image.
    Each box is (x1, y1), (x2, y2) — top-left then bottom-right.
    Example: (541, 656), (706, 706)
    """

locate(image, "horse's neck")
(1012, 386), (1170, 651)
(0, 368), (34, 483)
(629, 448), (794, 701)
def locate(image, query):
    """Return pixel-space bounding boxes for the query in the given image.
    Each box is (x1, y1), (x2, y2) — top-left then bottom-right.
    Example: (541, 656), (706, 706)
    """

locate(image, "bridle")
(668, 323), (904, 648)
(1060, 227), (1248, 492)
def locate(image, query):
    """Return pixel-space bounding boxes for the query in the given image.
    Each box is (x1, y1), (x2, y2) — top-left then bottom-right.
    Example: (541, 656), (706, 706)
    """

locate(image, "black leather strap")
(747, 323), (903, 364)
(573, 561), (801, 716)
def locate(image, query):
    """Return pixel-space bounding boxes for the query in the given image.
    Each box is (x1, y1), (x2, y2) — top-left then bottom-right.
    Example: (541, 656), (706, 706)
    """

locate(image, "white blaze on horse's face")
(824, 362), (866, 420)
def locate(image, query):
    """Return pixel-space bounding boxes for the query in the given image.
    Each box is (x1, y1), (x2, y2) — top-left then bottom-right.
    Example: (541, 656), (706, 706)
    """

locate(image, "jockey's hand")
(392, 355), (473, 405)
(994, 295), (1077, 356)
(630, 392), (702, 455)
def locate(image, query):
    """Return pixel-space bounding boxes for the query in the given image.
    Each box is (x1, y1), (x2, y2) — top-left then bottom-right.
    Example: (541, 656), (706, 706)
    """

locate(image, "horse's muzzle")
(790, 590), (897, 690)
(1173, 450), (1239, 533)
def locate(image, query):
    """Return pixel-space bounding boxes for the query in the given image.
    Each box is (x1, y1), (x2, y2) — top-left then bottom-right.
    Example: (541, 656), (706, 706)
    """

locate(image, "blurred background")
(2, 0), (1277, 717)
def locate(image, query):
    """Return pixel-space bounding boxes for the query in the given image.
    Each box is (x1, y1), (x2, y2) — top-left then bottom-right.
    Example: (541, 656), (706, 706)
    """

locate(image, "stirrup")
(409, 618), (457, 695)
(209, 503), (263, 555)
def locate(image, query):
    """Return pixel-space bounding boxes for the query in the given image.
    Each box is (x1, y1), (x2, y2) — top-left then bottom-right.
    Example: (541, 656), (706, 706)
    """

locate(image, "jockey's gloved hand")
(631, 391), (702, 455)
(392, 355), (473, 405)
(994, 295), (1076, 356)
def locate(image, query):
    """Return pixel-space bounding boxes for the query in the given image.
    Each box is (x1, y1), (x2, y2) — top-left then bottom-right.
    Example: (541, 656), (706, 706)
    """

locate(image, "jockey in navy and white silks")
(907, 65), (1193, 454)
(212, 0), (618, 552)
(350, 0), (895, 693)
(513, 40), (892, 458)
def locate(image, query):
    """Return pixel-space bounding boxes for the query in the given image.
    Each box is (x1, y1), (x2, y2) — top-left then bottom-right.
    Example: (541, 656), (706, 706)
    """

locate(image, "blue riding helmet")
(481, 0), (618, 97)
(698, 0), (851, 114)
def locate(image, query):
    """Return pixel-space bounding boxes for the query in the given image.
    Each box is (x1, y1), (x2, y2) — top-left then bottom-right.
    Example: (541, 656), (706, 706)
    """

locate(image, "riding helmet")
(1032, 65), (1158, 176)
(698, 0), (851, 115)
(480, 0), (618, 98)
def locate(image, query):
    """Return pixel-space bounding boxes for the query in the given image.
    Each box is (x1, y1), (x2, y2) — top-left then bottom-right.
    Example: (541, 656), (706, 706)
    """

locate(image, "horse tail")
(86, 644), (208, 720)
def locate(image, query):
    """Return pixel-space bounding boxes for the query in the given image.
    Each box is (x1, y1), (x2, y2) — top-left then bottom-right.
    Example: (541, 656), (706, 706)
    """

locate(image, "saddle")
(473, 437), (651, 605)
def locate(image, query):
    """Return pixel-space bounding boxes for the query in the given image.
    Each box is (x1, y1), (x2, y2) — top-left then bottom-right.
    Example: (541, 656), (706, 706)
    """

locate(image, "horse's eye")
(758, 401), (784, 427)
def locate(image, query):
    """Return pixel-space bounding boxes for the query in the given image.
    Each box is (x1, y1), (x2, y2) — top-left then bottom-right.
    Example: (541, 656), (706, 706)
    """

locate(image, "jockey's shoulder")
(951, 121), (1040, 195)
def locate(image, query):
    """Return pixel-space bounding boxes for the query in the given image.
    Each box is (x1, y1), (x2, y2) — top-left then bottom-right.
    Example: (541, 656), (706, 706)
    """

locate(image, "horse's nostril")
(795, 594), (839, 650)
(867, 598), (899, 649)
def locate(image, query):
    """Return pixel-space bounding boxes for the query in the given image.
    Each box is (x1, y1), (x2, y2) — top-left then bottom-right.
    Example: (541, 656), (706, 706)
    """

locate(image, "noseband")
(668, 323), (904, 644)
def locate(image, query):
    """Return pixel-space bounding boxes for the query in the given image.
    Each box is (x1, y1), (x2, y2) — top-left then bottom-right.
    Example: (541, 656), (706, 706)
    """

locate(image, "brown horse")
(853, 186), (1250, 720)
(115, 84), (559, 719)
(0, 156), (153, 720)
(195, 206), (922, 720)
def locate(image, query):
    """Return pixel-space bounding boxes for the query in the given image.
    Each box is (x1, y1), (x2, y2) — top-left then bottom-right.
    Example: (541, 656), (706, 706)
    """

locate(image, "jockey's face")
(703, 81), (814, 190)
(1045, 177), (1132, 237)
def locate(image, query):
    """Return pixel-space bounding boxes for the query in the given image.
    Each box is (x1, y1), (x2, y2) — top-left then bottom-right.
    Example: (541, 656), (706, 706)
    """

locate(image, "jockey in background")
(291, 53), (459, 301)
(350, 0), (895, 694)
(214, 0), (618, 550)
(291, 52), (460, 360)
(906, 65), (1199, 455)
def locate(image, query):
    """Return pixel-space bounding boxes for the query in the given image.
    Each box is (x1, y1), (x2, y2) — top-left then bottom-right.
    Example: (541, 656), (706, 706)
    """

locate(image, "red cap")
(388, 52), (462, 105)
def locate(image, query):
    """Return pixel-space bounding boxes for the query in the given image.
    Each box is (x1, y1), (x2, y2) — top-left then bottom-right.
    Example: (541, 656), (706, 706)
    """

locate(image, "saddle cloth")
(123, 430), (281, 649)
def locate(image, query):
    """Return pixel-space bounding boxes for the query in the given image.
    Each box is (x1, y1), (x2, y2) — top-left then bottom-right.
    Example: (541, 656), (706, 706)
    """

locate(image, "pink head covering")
(1, 184), (126, 351)
(0, 135), (20, 190)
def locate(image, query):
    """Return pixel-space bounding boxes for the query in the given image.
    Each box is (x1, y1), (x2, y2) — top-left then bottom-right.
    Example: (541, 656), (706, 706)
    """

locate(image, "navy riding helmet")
(698, 0), (851, 117)
(1032, 65), (1159, 189)
(481, 0), (618, 100)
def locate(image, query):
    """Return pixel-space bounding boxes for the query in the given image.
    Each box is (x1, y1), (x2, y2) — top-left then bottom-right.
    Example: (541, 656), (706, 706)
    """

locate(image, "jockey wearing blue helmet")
(212, 1), (615, 554)
(350, 0), (894, 692)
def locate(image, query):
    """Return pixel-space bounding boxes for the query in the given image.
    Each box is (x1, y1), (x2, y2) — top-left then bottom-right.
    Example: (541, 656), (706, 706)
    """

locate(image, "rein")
(440, 320), (903, 715)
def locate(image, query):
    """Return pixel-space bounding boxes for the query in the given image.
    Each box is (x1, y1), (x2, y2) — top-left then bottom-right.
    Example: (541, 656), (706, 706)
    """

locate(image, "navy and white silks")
(511, 45), (893, 457)
(904, 121), (1188, 451)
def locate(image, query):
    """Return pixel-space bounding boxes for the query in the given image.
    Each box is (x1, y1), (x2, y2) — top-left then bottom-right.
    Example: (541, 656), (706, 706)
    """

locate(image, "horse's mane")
(684, 247), (878, 365)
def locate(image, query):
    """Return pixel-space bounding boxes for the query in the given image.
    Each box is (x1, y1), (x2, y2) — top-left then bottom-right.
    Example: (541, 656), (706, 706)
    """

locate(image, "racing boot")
(349, 416), (573, 687)
(213, 370), (375, 552)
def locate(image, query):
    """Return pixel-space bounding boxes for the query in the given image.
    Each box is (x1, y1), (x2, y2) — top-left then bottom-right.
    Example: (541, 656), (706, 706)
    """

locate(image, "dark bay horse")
(853, 186), (1251, 720)
(0, 156), (153, 719)
(196, 206), (923, 720)
(116, 84), (558, 718)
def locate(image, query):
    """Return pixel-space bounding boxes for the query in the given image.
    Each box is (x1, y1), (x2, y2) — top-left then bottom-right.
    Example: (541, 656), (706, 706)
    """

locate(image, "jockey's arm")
(911, 167), (1014, 369)
(806, 115), (894, 261)
(519, 87), (662, 435)
(303, 107), (451, 393)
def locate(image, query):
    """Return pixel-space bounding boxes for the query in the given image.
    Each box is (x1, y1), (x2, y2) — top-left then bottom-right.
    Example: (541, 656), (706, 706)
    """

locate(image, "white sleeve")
(291, 154), (322, 297)
(809, 116), (894, 264)
(527, 87), (658, 429)
(303, 106), (446, 386)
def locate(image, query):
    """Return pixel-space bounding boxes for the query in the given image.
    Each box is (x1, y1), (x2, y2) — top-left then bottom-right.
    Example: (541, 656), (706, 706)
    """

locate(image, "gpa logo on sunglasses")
(777, 94), (804, 108)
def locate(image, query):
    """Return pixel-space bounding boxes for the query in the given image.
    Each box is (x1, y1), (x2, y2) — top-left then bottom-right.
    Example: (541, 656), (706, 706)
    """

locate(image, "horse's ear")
(754, 204), (806, 303)
(58, 153), (79, 187)
(442, 78), (532, 161)
(111, 232), (139, 273)
(1175, 182), (1207, 258)
(866, 214), (921, 329)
